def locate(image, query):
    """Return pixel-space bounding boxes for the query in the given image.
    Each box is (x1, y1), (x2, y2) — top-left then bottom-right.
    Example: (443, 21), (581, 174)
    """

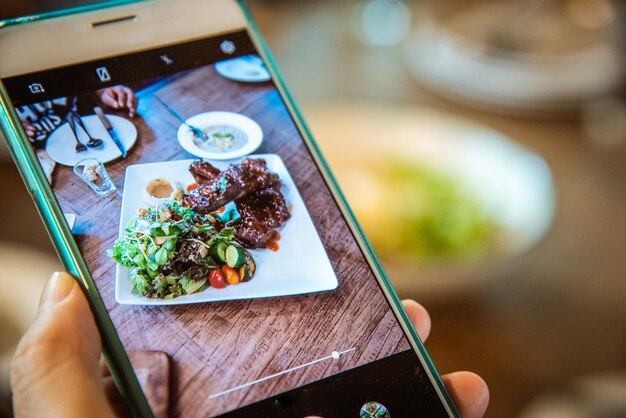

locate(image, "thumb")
(11, 272), (116, 418)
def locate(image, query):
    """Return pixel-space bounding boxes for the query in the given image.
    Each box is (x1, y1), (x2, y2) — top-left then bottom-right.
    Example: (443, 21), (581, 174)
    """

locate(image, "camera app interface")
(2, 31), (451, 417)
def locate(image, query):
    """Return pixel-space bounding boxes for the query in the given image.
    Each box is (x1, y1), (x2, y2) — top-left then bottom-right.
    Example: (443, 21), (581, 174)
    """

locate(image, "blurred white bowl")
(403, 2), (624, 115)
(303, 101), (555, 299)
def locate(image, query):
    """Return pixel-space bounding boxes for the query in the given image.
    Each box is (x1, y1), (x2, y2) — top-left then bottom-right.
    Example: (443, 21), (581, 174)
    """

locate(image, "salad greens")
(108, 200), (247, 299)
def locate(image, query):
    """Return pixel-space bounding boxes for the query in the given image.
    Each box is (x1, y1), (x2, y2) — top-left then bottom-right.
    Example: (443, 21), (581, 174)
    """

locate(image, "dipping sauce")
(150, 181), (173, 198)
(198, 125), (248, 153)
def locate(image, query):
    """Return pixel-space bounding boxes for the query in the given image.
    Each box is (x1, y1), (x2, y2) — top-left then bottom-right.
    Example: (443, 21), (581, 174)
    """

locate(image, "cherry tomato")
(221, 265), (240, 285)
(209, 269), (226, 289)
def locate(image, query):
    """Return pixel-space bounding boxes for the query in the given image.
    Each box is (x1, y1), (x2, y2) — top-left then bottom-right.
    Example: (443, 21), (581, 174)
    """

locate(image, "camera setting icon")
(96, 67), (111, 82)
(28, 83), (45, 94)
(220, 40), (236, 55)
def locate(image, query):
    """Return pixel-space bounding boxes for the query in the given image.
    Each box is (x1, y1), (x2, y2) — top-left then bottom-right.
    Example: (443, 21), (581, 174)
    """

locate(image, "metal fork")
(69, 112), (104, 148)
(67, 114), (87, 153)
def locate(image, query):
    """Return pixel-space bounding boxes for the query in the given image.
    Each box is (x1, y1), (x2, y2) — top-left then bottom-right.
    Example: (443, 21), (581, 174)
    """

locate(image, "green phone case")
(0, 1), (460, 417)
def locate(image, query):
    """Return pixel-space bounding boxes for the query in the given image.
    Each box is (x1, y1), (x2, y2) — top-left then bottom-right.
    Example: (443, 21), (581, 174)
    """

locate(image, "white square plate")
(115, 154), (338, 305)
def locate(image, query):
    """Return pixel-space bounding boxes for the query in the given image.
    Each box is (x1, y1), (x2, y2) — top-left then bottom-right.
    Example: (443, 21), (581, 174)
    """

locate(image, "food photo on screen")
(16, 54), (339, 307)
(11, 43), (423, 417)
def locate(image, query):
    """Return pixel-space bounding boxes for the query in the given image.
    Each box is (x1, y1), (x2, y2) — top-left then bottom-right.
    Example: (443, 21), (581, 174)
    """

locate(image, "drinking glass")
(73, 158), (116, 196)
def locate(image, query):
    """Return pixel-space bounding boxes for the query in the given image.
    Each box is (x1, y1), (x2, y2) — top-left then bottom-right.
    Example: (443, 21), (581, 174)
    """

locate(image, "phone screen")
(2, 30), (451, 418)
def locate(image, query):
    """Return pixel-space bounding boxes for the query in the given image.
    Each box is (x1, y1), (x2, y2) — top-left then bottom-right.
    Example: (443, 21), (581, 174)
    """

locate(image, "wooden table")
(51, 65), (408, 417)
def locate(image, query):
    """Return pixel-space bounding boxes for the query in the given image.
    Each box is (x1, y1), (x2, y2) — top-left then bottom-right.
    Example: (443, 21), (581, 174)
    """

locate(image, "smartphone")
(0, 1), (460, 417)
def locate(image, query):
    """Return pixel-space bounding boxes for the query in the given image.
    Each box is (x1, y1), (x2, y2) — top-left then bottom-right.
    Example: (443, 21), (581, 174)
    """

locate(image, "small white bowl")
(143, 177), (183, 207)
(177, 111), (263, 160)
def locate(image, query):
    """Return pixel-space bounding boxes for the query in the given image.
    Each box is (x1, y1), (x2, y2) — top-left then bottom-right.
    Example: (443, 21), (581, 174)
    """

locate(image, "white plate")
(115, 154), (338, 305)
(45, 114), (137, 166)
(177, 111), (263, 160)
(214, 55), (271, 83)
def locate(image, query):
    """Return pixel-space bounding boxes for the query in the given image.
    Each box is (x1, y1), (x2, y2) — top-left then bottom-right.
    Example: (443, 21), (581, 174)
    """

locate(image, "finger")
(11, 272), (116, 418)
(402, 299), (431, 341)
(101, 91), (120, 109)
(115, 89), (127, 110)
(125, 90), (137, 118)
(25, 126), (37, 138)
(442, 372), (489, 418)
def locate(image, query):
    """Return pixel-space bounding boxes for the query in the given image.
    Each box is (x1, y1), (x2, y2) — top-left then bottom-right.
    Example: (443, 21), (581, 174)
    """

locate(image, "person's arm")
(12, 273), (489, 418)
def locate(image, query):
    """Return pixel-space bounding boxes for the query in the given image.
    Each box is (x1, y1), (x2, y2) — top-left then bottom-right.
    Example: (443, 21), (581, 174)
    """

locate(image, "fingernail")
(39, 272), (74, 309)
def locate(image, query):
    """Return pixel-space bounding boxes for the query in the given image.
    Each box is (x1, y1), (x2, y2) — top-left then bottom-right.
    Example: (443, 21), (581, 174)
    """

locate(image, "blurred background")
(1, 1), (625, 417)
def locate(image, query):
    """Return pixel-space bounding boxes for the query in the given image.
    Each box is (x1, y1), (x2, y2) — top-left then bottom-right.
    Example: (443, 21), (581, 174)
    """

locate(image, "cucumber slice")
(226, 244), (246, 268)
(211, 242), (228, 263)
(238, 252), (256, 282)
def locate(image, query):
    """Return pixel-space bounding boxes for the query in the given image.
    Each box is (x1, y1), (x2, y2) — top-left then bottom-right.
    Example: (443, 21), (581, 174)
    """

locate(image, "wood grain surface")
(50, 65), (409, 417)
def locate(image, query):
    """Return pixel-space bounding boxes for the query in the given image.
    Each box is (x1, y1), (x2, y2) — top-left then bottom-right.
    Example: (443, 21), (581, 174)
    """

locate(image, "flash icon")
(96, 67), (111, 82)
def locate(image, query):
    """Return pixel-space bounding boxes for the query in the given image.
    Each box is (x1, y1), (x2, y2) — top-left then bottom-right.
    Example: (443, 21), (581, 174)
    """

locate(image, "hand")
(97, 85), (138, 118)
(12, 273), (488, 418)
